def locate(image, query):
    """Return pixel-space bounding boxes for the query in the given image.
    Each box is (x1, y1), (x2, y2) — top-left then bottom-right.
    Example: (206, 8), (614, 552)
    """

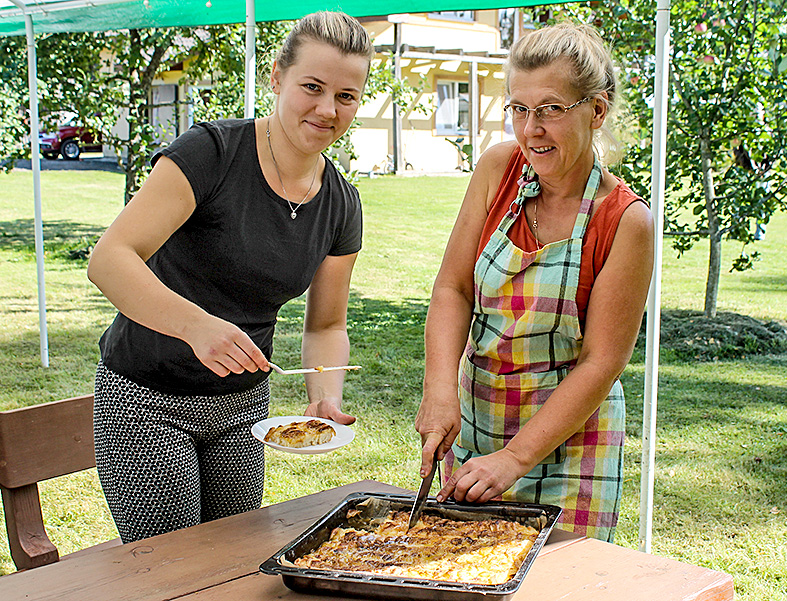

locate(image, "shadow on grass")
(624, 362), (787, 423)
(0, 292), (114, 316)
(5, 288), (785, 507)
(622, 355), (787, 521)
(722, 274), (787, 294)
(277, 293), (428, 364)
(0, 325), (104, 407)
(0, 218), (104, 256)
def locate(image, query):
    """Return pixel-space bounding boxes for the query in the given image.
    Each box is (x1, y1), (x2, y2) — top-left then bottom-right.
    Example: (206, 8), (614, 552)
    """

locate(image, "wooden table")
(0, 480), (734, 601)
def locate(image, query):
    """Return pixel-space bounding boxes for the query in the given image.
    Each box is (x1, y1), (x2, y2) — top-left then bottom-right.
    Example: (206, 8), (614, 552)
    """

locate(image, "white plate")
(251, 416), (355, 455)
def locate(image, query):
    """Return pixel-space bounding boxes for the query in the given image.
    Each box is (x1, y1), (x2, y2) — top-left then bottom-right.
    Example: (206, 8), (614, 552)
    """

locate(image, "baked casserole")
(294, 509), (539, 585)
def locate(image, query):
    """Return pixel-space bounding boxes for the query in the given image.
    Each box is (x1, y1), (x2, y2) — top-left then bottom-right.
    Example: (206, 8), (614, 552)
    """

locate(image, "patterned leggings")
(94, 362), (269, 543)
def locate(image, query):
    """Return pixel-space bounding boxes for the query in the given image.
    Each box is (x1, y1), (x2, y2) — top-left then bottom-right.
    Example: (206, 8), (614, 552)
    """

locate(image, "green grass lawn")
(0, 169), (785, 599)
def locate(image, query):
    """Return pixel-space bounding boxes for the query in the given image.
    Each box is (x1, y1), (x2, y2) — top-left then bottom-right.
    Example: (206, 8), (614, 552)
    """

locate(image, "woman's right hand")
(89, 156), (269, 380)
(414, 391), (461, 477)
(183, 313), (270, 377)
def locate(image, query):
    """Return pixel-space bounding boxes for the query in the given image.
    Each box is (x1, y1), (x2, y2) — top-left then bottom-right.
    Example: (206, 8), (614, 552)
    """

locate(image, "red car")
(40, 121), (102, 160)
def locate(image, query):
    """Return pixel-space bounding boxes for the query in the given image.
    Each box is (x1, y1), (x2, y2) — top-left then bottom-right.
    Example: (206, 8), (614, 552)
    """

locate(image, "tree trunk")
(124, 88), (148, 205)
(122, 29), (171, 205)
(700, 135), (721, 318)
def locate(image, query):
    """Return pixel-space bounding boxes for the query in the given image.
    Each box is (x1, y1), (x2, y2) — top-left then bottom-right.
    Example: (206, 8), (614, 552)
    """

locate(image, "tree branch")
(670, 66), (704, 132)
(664, 230), (710, 237)
(721, 0), (760, 105)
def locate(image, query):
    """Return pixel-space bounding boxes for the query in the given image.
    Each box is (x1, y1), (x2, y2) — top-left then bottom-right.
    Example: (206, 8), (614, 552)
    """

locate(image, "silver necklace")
(266, 126), (318, 219)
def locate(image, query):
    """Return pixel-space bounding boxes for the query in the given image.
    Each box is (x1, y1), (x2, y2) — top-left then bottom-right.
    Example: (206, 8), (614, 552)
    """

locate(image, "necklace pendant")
(291, 211), (297, 219)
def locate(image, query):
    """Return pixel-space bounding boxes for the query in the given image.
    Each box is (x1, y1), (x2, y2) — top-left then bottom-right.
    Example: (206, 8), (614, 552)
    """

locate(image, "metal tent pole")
(244, 0), (255, 118)
(392, 21), (403, 174)
(12, 0), (49, 367)
(640, 0), (671, 553)
(469, 60), (478, 170)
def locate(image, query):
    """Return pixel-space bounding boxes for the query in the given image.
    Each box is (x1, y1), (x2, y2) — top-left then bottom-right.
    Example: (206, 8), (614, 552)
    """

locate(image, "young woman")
(415, 23), (654, 542)
(87, 11), (373, 543)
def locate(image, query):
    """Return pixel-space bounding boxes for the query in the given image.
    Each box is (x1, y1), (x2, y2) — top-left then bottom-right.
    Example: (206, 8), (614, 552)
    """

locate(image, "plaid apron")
(446, 157), (625, 542)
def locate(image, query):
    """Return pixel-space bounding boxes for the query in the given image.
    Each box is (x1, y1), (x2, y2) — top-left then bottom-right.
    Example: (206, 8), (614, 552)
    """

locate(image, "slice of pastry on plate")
(264, 419), (335, 448)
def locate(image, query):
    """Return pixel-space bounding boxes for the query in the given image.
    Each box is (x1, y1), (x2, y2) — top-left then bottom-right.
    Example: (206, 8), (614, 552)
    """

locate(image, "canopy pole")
(640, 0), (671, 553)
(469, 60), (478, 169)
(243, 0), (255, 118)
(392, 21), (403, 173)
(13, 0), (49, 368)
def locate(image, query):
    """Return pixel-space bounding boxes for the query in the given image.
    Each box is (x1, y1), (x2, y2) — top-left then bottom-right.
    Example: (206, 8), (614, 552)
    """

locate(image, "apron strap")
(504, 163), (540, 222)
(505, 156), (603, 242)
(570, 156), (603, 241)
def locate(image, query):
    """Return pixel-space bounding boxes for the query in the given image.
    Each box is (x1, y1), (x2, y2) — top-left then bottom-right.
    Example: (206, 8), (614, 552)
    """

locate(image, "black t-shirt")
(99, 119), (363, 395)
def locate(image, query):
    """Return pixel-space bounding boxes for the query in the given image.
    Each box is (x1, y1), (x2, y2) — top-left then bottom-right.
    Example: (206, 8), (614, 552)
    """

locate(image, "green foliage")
(556, 0), (787, 314)
(0, 83), (28, 170)
(183, 21), (292, 122)
(0, 38), (29, 168)
(445, 137), (473, 172)
(0, 32), (109, 168)
(364, 57), (432, 118)
(102, 27), (215, 203)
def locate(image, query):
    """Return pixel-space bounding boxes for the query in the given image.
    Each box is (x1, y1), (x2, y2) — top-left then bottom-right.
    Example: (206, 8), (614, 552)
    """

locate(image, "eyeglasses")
(504, 97), (592, 122)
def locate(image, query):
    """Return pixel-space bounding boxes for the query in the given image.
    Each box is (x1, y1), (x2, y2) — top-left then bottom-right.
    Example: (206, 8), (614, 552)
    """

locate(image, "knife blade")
(407, 449), (439, 530)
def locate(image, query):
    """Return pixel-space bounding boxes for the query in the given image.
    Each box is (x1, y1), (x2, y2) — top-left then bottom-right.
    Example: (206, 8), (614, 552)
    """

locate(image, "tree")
(181, 21), (291, 122)
(0, 32), (108, 168)
(0, 25), (290, 202)
(1, 21), (425, 198)
(557, 0), (787, 317)
(0, 41), (29, 167)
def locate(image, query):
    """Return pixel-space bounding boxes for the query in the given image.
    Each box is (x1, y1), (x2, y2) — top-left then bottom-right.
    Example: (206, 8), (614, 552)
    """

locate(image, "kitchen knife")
(407, 448), (439, 530)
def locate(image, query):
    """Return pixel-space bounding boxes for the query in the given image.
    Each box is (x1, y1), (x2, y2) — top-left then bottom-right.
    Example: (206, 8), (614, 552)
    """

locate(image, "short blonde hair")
(277, 12), (374, 81)
(506, 23), (621, 162)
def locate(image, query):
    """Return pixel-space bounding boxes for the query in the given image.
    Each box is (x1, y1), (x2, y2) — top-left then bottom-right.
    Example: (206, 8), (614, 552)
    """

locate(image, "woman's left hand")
(436, 447), (526, 503)
(305, 400), (356, 425)
(301, 253), (359, 428)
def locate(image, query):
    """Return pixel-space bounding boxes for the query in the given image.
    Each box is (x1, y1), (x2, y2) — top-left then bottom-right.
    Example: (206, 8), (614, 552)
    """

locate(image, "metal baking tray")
(259, 491), (562, 600)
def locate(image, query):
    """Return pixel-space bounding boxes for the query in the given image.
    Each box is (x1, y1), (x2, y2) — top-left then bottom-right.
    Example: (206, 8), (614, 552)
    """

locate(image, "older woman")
(415, 23), (654, 542)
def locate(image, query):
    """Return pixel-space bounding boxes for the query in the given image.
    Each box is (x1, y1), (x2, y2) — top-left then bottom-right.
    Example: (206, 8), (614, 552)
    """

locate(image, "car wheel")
(61, 138), (80, 160)
(43, 152), (58, 160)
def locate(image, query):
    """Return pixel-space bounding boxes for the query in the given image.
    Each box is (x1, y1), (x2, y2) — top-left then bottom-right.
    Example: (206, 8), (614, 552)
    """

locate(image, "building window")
(151, 84), (179, 144)
(435, 80), (469, 135)
(429, 11), (475, 22)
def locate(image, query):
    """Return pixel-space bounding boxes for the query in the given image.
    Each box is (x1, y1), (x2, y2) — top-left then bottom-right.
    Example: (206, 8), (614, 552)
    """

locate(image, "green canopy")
(0, 0), (566, 36)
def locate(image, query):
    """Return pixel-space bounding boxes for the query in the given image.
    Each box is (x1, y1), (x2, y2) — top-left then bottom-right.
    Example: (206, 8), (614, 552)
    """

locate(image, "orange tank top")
(477, 147), (646, 326)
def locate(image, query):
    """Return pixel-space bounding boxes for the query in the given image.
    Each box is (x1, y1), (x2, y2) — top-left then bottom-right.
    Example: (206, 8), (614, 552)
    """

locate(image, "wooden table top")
(0, 480), (734, 601)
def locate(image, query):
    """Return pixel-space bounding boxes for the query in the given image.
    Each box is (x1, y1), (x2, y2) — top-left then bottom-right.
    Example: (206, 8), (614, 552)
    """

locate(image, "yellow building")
(110, 10), (521, 172)
(352, 10), (519, 174)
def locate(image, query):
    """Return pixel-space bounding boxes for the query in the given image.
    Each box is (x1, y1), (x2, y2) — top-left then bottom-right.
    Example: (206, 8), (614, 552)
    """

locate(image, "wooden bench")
(0, 394), (120, 571)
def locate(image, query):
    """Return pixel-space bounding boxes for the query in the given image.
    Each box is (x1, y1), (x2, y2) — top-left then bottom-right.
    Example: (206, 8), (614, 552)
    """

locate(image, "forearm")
(416, 285), (473, 462)
(423, 285), (474, 397)
(87, 244), (209, 342)
(505, 360), (620, 473)
(301, 326), (351, 407)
